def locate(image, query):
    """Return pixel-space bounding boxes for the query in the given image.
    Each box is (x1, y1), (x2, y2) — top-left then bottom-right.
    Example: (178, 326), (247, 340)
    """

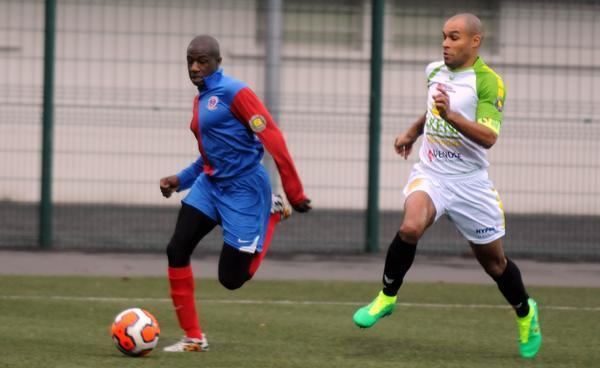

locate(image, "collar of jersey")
(448, 56), (484, 73)
(199, 67), (223, 92)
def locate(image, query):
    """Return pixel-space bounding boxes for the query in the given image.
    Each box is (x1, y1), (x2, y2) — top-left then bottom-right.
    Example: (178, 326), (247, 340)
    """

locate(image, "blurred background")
(1, 0), (598, 259)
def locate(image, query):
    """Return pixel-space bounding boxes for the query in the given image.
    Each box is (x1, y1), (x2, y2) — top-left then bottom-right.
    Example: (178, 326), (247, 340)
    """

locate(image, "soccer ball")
(111, 308), (160, 357)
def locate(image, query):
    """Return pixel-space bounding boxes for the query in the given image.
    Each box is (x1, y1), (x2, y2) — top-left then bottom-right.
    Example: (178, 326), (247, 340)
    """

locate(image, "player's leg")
(164, 203), (216, 352)
(247, 194), (292, 278)
(470, 238), (529, 314)
(166, 203), (217, 268)
(247, 213), (278, 279)
(353, 190), (438, 328)
(217, 166), (277, 284)
(219, 207), (285, 287)
(383, 191), (437, 294)
(217, 200), (281, 287)
(218, 242), (255, 290)
(449, 176), (541, 358)
(471, 239), (541, 358)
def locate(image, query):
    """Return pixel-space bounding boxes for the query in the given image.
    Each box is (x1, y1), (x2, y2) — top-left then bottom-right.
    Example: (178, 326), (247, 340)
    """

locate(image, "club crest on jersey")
(207, 96), (219, 111)
(495, 97), (504, 112)
(249, 115), (267, 133)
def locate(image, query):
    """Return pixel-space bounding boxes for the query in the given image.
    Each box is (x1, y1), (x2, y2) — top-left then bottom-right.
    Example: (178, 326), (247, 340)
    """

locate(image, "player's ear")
(216, 56), (222, 65)
(472, 33), (482, 48)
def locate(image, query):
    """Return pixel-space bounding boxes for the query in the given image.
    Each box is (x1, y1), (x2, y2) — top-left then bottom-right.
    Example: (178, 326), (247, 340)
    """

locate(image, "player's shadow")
(92, 349), (156, 360)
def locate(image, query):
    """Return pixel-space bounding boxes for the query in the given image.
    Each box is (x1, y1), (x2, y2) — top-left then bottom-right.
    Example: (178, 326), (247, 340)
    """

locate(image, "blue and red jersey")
(176, 68), (307, 206)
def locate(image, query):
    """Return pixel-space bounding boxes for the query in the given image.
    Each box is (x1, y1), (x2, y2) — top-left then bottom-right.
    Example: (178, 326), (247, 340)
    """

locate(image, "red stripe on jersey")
(190, 96), (214, 176)
(230, 87), (306, 205)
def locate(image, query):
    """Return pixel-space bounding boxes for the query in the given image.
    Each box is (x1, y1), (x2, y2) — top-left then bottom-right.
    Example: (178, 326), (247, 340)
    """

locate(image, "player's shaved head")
(442, 13), (483, 69)
(188, 35), (221, 59)
(446, 13), (483, 37)
(186, 35), (222, 88)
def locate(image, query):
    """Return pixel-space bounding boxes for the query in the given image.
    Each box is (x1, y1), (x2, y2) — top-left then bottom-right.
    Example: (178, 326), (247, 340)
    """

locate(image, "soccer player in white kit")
(353, 13), (542, 359)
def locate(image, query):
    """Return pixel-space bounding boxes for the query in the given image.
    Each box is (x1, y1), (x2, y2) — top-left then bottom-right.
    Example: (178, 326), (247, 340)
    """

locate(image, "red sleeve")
(230, 87), (307, 205)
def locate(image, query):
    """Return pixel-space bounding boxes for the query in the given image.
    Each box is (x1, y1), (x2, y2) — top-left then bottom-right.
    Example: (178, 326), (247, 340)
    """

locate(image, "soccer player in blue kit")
(159, 35), (311, 352)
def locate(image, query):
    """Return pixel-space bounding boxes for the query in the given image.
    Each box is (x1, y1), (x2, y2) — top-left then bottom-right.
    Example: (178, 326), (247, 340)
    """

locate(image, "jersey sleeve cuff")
(175, 170), (196, 192)
(477, 117), (501, 136)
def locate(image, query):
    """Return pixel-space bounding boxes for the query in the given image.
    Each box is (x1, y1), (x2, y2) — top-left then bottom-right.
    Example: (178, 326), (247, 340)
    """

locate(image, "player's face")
(187, 47), (220, 88)
(442, 19), (478, 69)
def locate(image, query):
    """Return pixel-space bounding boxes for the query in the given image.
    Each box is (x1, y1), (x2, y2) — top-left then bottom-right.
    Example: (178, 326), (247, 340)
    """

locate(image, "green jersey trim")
(474, 58), (505, 136)
(427, 64), (444, 82)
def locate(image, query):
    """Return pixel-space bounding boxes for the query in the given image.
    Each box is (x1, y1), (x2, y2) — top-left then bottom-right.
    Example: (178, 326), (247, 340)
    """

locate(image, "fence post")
(366, 0), (385, 253)
(40, 0), (56, 249)
(264, 0), (283, 189)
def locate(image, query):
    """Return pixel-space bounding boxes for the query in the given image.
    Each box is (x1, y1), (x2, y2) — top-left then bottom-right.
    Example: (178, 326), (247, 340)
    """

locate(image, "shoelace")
(517, 316), (533, 343)
(369, 296), (391, 315)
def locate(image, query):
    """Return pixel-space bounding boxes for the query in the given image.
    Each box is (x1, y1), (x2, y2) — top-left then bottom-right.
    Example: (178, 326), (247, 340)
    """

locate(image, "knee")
(483, 256), (507, 279)
(399, 221), (424, 244)
(166, 236), (191, 268)
(218, 272), (247, 291)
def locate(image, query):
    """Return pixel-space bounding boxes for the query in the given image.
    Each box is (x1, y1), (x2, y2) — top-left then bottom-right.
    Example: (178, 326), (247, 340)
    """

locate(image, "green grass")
(0, 276), (598, 368)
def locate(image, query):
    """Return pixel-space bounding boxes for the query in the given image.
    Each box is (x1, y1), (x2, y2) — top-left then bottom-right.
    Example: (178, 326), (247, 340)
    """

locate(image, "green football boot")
(516, 298), (542, 358)
(353, 291), (397, 328)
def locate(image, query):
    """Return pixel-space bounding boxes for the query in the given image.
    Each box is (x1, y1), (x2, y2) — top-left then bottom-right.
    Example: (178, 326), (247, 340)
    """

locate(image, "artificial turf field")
(1, 276), (598, 368)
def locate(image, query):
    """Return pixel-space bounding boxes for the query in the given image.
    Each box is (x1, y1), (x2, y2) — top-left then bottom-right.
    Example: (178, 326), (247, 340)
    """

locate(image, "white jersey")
(419, 57), (505, 177)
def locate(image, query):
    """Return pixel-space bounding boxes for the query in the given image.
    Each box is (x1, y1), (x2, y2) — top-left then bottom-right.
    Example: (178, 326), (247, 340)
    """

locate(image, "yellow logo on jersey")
(426, 134), (462, 147)
(407, 178), (424, 193)
(431, 101), (441, 118)
(495, 97), (504, 112)
(478, 117), (501, 135)
(249, 115), (267, 133)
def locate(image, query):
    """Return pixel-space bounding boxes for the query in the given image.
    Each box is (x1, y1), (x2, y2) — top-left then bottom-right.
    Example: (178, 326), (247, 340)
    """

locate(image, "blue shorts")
(181, 166), (271, 253)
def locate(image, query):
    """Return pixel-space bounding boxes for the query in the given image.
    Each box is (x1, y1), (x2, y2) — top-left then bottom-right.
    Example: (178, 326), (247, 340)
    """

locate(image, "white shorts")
(403, 164), (506, 244)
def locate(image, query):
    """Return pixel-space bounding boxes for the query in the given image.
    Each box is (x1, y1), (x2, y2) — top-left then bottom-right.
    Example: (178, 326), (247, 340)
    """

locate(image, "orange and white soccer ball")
(111, 308), (160, 357)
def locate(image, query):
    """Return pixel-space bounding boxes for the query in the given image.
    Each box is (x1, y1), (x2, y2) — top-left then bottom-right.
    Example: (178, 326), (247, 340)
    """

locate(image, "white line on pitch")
(1, 295), (599, 312)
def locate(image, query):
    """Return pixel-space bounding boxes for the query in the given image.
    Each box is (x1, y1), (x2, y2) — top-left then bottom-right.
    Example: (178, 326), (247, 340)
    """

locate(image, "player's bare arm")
(394, 113), (426, 159)
(433, 84), (497, 149)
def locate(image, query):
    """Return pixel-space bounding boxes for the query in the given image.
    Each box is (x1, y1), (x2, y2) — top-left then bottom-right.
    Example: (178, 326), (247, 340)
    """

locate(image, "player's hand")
(394, 133), (416, 160)
(433, 83), (450, 120)
(159, 175), (180, 198)
(291, 198), (312, 213)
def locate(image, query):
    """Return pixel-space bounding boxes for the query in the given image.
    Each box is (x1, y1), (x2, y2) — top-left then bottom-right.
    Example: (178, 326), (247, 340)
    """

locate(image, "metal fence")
(1, 0), (599, 260)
